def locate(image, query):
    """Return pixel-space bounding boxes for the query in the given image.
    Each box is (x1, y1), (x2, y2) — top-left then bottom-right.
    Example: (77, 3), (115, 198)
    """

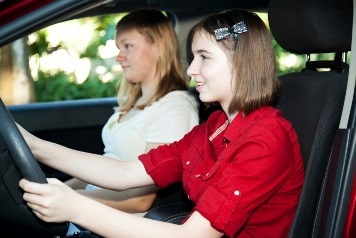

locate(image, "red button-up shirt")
(139, 106), (305, 237)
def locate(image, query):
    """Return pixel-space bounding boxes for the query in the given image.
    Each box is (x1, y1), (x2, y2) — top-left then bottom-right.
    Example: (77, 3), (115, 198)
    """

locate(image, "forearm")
(20, 178), (222, 238)
(65, 178), (87, 189)
(77, 185), (158, 213)
(73, 196), (221, 238)
(32, 138), (138, 190)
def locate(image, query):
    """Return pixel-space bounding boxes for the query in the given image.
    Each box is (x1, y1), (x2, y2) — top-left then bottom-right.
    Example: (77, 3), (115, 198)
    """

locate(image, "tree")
(0, 37), (35, 105)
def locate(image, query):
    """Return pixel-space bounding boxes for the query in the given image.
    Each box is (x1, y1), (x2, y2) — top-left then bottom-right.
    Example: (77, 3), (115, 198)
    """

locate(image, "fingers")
(19, 178), (50, 207)
(19, 178), (51, 195)
(19, 179), (50, 221)
(19, 178), (73, 223)
(26, 201), (48, 221)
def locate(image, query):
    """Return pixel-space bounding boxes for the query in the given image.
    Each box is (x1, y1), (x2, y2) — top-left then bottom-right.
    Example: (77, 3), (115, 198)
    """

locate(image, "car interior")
(270, 0), (351, 237)
(144, 2), (352, 238)
(0, 0), (355, 237)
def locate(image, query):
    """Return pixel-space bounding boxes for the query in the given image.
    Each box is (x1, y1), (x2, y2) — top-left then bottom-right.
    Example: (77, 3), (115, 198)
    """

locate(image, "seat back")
(268, 0), (352, 237)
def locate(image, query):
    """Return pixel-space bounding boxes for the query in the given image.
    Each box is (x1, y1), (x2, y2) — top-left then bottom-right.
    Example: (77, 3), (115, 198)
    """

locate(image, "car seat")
(145, 1), (352, 237)
(269, 0), (352, 237)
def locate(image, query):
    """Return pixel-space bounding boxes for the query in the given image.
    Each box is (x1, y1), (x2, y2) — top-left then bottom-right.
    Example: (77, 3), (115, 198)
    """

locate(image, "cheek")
(200, 64), (216, 79)
(206, 66), (234, 96)
(201, 63), (230, 83)
(139, 49), (157, 65)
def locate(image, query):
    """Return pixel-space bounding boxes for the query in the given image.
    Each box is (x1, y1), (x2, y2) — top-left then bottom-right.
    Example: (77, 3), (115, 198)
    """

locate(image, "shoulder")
(157, 90), (199, 108)
(161, 90), (194, 100)
(144, 91), (199, 122)
(246, 107), (297, 144)
(258, 107), (294, 132)
(223, 107), (295, 143)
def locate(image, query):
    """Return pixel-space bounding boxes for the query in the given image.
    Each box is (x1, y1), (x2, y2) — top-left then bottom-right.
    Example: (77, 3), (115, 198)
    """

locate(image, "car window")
(0, 14), (123, 105)
(28, 14), (123, 102)
(0, 11), (350, 105)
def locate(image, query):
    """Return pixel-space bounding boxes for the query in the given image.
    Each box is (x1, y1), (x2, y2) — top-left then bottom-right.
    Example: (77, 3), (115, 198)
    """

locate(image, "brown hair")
(116, 8), (188, 111)
(191, 9), (279, 115)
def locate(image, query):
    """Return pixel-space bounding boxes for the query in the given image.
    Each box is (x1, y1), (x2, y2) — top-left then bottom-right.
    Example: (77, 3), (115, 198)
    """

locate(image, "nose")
(116, 50), (124, 63)
(187, 58), (198, 77)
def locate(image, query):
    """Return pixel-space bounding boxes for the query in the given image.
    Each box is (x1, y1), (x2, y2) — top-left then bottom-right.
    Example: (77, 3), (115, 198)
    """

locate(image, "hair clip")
(214, 21), (248, 41)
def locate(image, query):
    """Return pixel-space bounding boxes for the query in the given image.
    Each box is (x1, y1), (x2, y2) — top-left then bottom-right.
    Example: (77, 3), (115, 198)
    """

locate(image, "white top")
(85, 90), (199, 190)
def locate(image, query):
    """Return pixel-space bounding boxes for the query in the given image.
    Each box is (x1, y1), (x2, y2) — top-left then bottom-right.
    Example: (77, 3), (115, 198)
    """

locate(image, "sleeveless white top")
(85, 90), (199, 190)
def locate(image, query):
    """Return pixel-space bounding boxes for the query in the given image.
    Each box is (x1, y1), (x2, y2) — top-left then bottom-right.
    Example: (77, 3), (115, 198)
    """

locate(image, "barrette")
(214, 21), (248, 41)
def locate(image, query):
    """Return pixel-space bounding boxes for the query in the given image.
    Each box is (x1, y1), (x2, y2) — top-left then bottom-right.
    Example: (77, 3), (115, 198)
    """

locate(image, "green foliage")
(28, 14), (122, 102)
(79, 16), (119, 58)
(273, 39), (305, 75)
(27, 13), (340, 103)
(34, 70), (120, 102)
(28, 30), (53, 57)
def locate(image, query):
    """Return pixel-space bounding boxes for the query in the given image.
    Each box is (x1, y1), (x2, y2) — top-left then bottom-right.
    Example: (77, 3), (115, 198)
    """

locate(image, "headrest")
(268, 0), (353, 54)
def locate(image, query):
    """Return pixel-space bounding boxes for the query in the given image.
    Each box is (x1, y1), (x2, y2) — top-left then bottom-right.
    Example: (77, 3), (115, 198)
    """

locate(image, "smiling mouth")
(196, 82), (206, 86)
(195, 82), (206, 91)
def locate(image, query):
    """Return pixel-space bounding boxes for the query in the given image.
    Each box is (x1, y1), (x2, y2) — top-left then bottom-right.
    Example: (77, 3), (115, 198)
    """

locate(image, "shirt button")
(234, 190), (240, 196)
(195, 174), (201, 178)
(186, 161), (190, 165)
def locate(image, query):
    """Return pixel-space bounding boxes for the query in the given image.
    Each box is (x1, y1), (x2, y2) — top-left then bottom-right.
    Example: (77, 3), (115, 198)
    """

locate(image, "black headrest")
(268, 0), (353, 54)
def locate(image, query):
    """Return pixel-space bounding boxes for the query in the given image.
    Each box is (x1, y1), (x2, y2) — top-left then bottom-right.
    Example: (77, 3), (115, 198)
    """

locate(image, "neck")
(223, 109), (238, 123)
(136, 83), (157, 106)
(141, 75), (159, 97)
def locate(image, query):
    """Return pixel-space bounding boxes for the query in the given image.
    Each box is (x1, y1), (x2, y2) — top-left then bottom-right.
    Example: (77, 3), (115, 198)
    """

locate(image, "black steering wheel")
(0, 98), (68, 237)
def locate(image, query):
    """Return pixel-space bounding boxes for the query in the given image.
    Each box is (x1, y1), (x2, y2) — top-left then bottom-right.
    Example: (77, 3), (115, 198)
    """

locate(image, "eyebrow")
(194, 49), (212, 54)
(118, 38), (129, 44)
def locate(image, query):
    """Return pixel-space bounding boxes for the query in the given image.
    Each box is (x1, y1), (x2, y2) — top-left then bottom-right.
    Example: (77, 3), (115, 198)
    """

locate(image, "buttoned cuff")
(195, 186), (249, 237)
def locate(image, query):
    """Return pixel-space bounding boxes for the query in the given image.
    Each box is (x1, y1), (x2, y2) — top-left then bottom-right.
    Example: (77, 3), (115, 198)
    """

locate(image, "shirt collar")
(209, 106), (279, 143)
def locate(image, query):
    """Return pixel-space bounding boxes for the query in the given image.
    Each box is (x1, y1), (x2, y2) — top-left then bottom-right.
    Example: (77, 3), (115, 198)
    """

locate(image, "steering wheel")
(0, 98), (68, 237)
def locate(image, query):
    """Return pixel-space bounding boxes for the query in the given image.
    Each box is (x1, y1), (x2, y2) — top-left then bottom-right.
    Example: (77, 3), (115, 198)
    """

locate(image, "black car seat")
(145, 1), (352, 237)
(269, 0), (352, 237)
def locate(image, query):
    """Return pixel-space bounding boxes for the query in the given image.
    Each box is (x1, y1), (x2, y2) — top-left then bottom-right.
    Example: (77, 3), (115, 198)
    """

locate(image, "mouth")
(121, 65), (129, 69)
(196, 81), (206, 87)
(195, 81), (206, 91)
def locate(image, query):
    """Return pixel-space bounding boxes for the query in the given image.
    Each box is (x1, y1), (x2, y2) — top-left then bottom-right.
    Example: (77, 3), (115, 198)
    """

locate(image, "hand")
(19, 178), (80, 223)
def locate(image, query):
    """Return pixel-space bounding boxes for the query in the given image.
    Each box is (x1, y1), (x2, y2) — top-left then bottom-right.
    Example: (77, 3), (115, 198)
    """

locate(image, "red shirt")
(139, 106), (305, 237)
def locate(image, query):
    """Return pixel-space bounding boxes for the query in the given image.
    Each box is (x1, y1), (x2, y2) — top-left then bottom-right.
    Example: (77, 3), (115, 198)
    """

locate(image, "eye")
(201, 54), (209, 60)
(125, 44), (133, 49)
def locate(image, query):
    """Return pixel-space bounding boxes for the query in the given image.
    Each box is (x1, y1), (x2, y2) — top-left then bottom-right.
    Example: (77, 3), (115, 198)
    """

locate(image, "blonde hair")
(191, 9), (280, 115)
(116, 8), (188, 112)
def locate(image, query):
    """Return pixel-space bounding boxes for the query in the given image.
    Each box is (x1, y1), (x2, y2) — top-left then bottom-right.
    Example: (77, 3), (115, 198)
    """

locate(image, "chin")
(199, 95), (215, 104)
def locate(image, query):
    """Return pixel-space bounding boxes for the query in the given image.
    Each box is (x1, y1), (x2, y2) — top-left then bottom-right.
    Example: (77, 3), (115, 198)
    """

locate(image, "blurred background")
(0, 13), (344, 105)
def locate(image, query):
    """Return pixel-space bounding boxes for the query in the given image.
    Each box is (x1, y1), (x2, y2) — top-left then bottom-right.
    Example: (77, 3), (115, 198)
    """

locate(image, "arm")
(76, 185), (158, 213)
(70, 93), (199, 211)
(65, 178), (86, 189)
(65, 178), (158, 213)
(17, 123), (153, 191)
(19, 178), (223, 238)
(66, 143), (162, 212)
